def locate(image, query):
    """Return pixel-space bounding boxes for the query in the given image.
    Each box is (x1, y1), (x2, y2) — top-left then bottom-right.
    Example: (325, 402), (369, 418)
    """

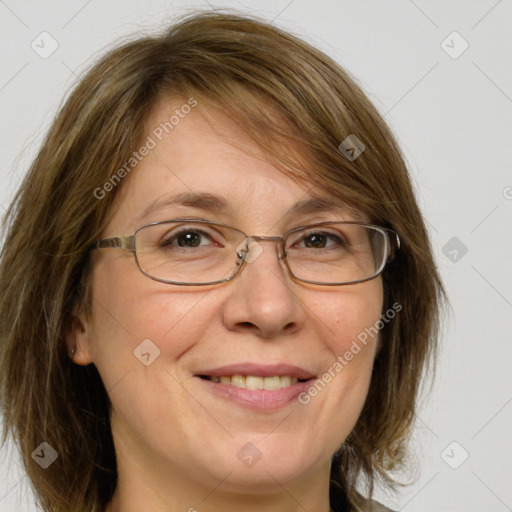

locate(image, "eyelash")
(159, 227), (347, 250)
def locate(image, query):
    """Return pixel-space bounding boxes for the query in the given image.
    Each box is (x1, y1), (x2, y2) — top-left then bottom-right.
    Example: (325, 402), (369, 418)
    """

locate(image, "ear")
(64, 303), (94, 366)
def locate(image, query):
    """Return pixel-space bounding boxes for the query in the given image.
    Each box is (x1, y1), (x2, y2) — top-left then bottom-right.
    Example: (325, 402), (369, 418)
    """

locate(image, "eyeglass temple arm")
(387, 231), (401, 261)
(93, 236), (135, 251)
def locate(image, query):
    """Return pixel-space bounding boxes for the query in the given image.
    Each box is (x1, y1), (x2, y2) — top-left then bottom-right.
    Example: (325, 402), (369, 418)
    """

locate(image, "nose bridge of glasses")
(237, 235), (286, 263)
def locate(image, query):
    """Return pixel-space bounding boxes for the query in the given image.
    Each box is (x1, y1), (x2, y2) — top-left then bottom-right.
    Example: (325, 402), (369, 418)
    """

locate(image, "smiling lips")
(200, 374), (302, 390)
(196, 363), (317, 411)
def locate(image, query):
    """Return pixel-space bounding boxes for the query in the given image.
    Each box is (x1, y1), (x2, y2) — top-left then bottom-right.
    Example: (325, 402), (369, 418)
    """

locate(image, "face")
(72, 97), (383, 498)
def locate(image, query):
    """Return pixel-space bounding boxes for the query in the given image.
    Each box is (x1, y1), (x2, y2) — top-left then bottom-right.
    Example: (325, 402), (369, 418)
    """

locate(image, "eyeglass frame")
(90, 218), (401, 286)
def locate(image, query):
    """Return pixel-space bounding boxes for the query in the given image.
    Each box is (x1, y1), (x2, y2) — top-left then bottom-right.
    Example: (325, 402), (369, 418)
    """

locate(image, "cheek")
(307, 281), (383, 414)
(88, 257), (214, 385)
(312, 279), (384, 358)
(280, 282), (384, 463)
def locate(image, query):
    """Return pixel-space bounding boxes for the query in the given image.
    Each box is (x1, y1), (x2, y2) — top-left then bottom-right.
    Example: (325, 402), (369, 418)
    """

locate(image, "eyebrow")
(136, 191), (359, 224)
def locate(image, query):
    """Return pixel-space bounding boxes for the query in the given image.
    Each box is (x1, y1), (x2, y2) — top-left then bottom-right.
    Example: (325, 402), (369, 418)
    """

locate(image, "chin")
(209, 462), (312, 494)
(200, 440), (320, 493)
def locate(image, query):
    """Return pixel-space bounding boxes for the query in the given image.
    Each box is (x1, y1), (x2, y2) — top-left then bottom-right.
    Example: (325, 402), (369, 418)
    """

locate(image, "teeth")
(245, 375), (263, 390)
(279, 376), (291, 388)
(262, 376), (280, 390)
(231, 375), (245, 388)
(208, 375), (300, 389)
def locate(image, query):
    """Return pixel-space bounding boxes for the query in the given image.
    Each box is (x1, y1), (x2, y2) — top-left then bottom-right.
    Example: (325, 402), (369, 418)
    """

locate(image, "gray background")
(0, 1), (511, 511)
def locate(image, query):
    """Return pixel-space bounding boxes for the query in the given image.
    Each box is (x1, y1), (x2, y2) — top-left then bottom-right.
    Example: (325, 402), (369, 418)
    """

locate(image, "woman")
(0, 11), (445, 512)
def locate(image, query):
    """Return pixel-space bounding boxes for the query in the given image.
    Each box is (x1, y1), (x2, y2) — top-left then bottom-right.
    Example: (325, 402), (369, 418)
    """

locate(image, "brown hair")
(0, 10), (446, 512)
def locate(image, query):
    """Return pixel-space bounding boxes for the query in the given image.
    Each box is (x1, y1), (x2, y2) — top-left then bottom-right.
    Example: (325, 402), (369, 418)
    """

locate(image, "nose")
(221, 236), (304, 339)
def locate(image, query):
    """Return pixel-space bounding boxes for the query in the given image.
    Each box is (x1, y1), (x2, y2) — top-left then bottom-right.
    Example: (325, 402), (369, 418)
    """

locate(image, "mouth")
(194, 363), (317, 411)
(197, 374), (309, 390)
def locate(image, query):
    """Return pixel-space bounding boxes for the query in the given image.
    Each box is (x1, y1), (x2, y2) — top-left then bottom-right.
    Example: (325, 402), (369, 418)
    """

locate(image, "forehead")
(104, 97), (364, 233)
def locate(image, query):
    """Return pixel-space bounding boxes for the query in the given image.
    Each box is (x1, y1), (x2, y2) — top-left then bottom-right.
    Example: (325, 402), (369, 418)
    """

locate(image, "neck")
(105, 469), (334, 512)
(105, 432), (335, 512)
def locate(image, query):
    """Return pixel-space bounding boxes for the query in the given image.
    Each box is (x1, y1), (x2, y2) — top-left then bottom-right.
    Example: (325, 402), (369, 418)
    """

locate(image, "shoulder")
(328, 480), (396, 512)
(367, 499), (396, 512)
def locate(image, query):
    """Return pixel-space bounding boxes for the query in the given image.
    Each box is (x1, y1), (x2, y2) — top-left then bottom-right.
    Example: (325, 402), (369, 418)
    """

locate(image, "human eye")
(159, 224), (223, 250)
(290, 228), (349, 251)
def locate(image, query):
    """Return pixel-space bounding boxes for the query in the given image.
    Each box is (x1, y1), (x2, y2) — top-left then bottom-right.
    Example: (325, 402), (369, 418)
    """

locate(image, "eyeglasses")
(91, 219), (400, 286)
